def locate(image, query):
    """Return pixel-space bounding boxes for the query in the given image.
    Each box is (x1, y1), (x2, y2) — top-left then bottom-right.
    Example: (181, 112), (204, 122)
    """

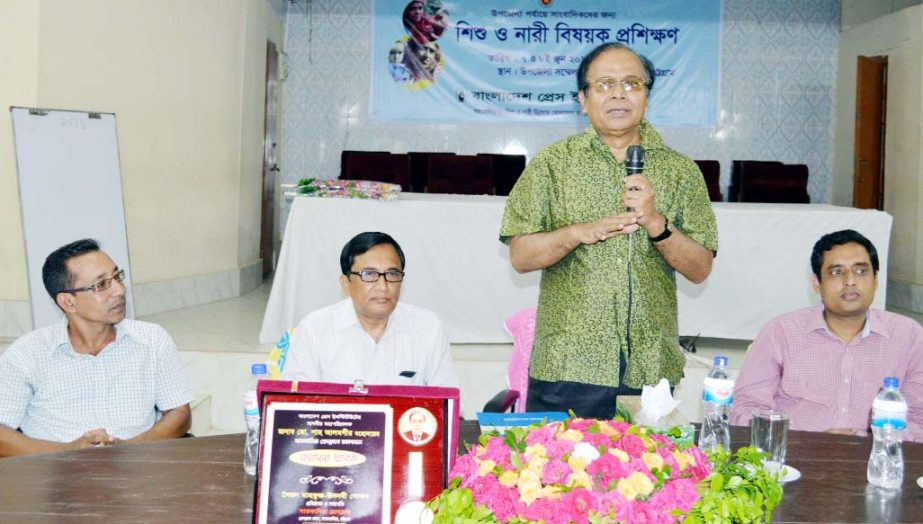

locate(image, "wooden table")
(1, 423), (921, 522)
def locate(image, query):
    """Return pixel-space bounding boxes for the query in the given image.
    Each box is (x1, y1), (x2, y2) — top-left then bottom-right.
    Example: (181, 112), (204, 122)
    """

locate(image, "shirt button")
(844, 378), (849, 383)
(617, 258), (623, 264)
(842, 407), (847, 412)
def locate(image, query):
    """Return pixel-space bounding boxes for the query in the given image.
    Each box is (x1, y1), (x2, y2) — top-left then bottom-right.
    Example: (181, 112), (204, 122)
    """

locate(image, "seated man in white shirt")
(281, 232), (459, 388)
(0, 239), (194, 457)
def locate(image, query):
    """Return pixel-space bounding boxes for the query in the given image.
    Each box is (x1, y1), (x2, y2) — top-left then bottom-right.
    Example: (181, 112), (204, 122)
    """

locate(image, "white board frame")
(11, 107), (135, 329)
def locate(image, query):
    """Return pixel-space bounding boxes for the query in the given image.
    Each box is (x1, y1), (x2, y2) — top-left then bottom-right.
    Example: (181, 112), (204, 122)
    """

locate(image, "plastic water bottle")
(867, 377), (906, 489)
(243, 363), (268, 475)
(699, 356), (733, 453)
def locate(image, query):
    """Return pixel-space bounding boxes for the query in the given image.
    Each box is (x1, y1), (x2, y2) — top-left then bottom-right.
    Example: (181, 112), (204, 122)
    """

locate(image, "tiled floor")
(140, 280), (276, 355)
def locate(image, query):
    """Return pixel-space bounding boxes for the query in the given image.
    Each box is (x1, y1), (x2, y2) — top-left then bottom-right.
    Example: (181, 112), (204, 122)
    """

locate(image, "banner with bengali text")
(370, 0), (721, 127)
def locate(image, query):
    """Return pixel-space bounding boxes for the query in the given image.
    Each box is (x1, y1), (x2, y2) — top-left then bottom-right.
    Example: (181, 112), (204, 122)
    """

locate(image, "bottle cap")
(884, 376), (899, 389)
(251, 363), (268, 375)
(714, 356), (728, 367)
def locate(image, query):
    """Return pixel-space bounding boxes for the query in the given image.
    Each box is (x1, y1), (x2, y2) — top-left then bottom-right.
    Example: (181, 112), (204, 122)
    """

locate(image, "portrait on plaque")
(398, 407), (437, 446)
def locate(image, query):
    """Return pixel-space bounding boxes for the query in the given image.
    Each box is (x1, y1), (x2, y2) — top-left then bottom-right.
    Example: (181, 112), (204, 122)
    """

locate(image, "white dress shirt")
(282, 298), (459, 388)
(0, 319), (194, 441)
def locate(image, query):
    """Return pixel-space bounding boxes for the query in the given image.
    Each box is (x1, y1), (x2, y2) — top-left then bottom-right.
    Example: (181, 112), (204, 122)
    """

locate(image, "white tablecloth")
(261, 193), (892, 344)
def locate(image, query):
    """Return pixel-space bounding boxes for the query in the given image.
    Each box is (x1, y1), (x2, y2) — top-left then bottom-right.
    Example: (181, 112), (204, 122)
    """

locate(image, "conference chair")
(730, 160), (810, 203)
(340, 150), (412, 191)
(425, 154), (494, 195)
(482, 308), (536, 413)
(693, 160), (722, 202)
(408, 152), (440, 192)
(728, 160), (782, 202)
(739, 162), (810, 203)
(478, 153), (527, 196)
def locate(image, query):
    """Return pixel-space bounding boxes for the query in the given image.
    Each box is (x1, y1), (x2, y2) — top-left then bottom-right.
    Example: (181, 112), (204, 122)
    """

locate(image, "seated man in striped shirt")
(0, 239), (194, 457)
(730, 229), (923, 441)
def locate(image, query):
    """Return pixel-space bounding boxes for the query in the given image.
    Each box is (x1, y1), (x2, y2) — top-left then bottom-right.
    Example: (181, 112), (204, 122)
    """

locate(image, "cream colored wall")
(238, 0), (285, 268)
(0, 1), (40, 301)
(0, 0), (284, 305)
(833, 5), (923, 285)
(841, 0), (923, 31)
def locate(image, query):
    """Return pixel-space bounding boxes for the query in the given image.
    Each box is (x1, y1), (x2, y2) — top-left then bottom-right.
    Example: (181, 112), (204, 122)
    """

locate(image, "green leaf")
(614, 400), (633, 423)
(686, 446), (784, 523)
(510, 450), (522, 470)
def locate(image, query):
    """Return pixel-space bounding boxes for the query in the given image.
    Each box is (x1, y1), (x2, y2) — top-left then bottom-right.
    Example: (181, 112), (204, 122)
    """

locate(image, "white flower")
(571, 442), (601, 464)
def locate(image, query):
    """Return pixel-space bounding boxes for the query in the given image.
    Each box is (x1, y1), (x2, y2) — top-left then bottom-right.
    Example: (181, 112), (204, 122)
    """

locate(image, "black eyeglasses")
(349, 270), (405, 283)
(61, 269), (126, 294)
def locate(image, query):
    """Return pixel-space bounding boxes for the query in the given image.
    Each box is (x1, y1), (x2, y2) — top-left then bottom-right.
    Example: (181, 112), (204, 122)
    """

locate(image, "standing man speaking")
(500, 43), (719, 419)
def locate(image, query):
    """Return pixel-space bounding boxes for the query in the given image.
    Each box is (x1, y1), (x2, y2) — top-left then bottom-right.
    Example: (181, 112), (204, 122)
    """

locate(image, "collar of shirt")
(586, 119), (665, 157)
(51, 319), (132, 357)
(808, 306), (889, 341)
(333, 299), (410, 342)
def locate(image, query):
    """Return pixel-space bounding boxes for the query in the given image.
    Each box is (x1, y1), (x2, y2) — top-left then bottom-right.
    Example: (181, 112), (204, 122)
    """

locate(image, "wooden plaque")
(253, 380), (460, 523)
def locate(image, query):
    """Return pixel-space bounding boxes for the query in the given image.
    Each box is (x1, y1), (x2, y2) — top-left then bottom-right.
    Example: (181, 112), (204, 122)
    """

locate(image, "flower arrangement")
(428, 418), (783, 524)
(429, 418), (711, 524)
(295, 178), (401, 200)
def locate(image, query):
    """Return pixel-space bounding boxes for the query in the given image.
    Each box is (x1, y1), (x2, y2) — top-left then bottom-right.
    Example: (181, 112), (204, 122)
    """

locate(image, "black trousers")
(525, 349), (642, 419)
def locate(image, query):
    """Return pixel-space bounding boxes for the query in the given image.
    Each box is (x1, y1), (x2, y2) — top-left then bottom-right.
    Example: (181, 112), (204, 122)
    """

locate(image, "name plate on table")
(253, 380), (460, 524)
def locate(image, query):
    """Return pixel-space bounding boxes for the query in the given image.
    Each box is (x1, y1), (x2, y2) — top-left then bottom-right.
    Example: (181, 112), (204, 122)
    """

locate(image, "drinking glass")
(751, 409), (789, 473)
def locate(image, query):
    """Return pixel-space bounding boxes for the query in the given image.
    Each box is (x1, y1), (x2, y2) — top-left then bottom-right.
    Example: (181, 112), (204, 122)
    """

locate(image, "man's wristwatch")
(649, 217), (672, 243)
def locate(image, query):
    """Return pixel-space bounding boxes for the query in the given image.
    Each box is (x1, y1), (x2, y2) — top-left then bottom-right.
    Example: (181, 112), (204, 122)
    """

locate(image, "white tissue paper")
(634, 378), (681, 426)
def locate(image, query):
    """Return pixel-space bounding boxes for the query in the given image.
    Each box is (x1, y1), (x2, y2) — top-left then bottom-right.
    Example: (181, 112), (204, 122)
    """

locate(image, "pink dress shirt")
(730, 307), (923, 442)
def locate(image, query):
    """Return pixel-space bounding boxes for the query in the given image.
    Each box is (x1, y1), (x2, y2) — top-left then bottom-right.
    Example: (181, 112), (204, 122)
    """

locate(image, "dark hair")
(42, 238), (101, 299)
(810, 229), (879, 280)
(576, 42), (656, 94)
(340, 232), (406, 275)
(402, 1), (426, 34)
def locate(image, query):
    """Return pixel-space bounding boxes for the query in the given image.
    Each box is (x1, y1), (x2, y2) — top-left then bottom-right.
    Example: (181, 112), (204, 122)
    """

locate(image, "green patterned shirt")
(500, 121), (719, 388)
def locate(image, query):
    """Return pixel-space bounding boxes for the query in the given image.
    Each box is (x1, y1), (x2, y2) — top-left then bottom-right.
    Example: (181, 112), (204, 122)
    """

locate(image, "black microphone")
(626, 145), (644, 176)
(624, 145), (644, 353)
(625, 145), (644, 211)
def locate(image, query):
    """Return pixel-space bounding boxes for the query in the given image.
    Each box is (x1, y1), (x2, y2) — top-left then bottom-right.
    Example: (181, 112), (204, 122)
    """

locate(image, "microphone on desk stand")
(624, 145), (644, 355)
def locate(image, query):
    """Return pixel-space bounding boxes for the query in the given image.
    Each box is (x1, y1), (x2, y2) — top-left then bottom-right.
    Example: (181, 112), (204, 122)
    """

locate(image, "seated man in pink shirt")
(730, 229), (923, 441)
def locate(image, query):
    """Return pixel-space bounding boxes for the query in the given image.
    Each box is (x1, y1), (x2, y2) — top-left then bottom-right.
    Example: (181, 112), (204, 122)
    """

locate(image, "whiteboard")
(11, 107), (135, 329)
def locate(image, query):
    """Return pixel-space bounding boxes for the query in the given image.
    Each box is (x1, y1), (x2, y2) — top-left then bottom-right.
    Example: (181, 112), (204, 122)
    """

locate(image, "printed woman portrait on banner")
(402, 0), (449, 44)
(388, 0), (447, 90)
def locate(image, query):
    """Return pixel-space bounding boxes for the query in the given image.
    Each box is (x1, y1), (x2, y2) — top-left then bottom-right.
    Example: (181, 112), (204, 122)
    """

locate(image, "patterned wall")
(281, 0), (839, 203)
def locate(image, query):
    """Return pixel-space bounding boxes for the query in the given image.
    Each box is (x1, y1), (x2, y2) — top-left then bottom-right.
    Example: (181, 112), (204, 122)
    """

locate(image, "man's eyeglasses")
(349, 270), (405, 283)
(585, 76), (648, 94)
(61, 269), (126, 294)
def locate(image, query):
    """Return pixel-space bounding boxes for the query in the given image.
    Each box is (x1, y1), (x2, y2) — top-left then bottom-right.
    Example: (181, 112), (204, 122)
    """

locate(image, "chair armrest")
(482, 389), (521, 413)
